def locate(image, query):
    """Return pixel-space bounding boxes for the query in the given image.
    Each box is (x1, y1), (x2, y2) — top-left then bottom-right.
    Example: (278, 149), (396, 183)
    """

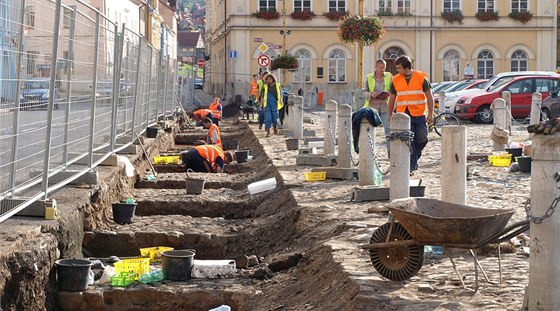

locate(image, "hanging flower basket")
(475, 10), (500, 22)
(508, 11), (533, 24)
(270, 54), (299, 71)
(323, 10), (348, 22)
(441, 10), (464, 24)
(337, 15), (385, 46)
(291, 10), (316, 21)
(252, 9), (280, 20)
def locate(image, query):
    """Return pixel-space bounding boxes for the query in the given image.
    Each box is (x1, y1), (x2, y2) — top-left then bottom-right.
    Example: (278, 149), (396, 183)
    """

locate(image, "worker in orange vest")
(208, 97), (222, 125)
(202, 117), (222, 148)
(387, 55), (434, 175)
(249, 74), (258, 106)
(191, 109), (214, 126)
(181, 145), (232, 173)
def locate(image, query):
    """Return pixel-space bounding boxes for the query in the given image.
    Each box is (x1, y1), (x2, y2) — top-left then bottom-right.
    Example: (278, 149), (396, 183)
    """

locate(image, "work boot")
(258, 124), (262, 130)
(266, 129), (270, 137)
(273, 126), (278, 135)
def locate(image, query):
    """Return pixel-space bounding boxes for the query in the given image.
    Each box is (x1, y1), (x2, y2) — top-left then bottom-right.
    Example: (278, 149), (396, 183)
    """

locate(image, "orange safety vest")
(208, 102), (222, 119)
(194, 109), (212, 121)
(250, 80), (258, 96)
(206, 124), (222, 148)
(195, 145), (224, 171)
(393, 71), (428, 117)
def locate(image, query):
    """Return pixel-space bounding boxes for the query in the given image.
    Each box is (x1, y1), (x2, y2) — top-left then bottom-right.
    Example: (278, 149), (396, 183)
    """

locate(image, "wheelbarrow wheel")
(369, 222), (424, 281)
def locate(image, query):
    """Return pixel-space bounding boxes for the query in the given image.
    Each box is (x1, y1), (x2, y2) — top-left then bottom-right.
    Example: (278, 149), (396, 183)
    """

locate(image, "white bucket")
(247, 177), (277, 195)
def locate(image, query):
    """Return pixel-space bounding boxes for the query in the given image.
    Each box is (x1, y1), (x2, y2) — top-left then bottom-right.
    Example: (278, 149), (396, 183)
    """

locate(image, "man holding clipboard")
(363, 59), (393, 155)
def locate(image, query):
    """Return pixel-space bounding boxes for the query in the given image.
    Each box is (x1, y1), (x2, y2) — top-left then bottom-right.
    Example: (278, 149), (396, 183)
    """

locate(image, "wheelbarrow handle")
(475, 219), (530, 248)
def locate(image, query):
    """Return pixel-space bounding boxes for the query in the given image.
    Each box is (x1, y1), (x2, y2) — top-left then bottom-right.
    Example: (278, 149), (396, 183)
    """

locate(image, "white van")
(443, 71), (559, 113)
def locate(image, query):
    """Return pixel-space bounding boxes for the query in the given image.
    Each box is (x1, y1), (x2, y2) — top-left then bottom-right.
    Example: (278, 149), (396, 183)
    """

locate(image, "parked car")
(434, 79), (487, 106)
(195, 78), (203, 89)
(454, 75), (560, 123)
(94, 79), (133, 102)
(20, 78), (59, 110)
(540, 87), (560, 119)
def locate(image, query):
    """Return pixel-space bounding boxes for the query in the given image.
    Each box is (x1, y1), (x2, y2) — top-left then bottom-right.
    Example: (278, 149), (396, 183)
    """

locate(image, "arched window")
(511, 50), (528, 72)
(442, 49), (460, 81)
(328, 49), (346, 83)
(293, 49), (312, 83)
(477, 50), (494, 79)
(383, 46), (405, 74)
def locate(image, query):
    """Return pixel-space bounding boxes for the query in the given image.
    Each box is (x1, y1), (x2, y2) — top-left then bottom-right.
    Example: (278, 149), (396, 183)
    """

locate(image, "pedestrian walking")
(259, 73), (284, 137)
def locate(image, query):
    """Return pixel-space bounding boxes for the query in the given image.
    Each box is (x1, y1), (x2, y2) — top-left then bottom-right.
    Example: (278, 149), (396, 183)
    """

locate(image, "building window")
(26, 51), (39, 75)
(26, 6), (35, 29)
(259, 0), (276, 11)
(477, 0), (495, 12)
(442, 49), (460, 81)
(443, 0), (461, 12)
(293, 49), (312, 83)
(63, 7), (72, 29)
(328, 0), (346, 12)
(511, 0), (528, 12)
(397, 0), (411, 14)
(294, 0), (311, 11)
(378, 0), (391, 13)
(511, 50), (528, 72)
(328, 49), (346, 83)
(477, 50), (494, 79)
(383, 46), (405, 74)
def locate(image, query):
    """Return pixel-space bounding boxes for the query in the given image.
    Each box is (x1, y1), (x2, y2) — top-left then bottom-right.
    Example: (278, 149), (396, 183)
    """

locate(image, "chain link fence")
(0, 0), (177, 223)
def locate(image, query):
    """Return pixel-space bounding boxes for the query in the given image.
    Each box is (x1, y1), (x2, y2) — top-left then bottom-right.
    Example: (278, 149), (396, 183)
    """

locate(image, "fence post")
(110, 24), (124, 150)
(88, 12), (101, 169)
(62, 5), (77, 166)
(155, 50), (162, 121)
(146, 47), (153, 127)
(163, 55), (170, 117)
(9, 0), (27, 190)
(42, 0), (62, 199)
(130, 40), (143, 141)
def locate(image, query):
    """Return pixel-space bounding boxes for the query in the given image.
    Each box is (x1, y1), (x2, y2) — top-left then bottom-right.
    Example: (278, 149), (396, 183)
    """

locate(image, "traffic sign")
(257, 54), (270, 68)
(197, 59), (205, 67)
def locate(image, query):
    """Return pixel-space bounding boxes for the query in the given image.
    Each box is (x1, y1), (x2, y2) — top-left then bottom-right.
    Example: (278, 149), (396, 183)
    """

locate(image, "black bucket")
(506, 148), (523, 161)
(146, 127), (159, 138)
(55, 259), (93, 292)
(222, 139), (240, 150)
(517, 156), (532, 173)
(112, 202), (137, 224)
(161, 249), (196, 281)
(235, 150), (249, 163)
(186, 178), (205, 195)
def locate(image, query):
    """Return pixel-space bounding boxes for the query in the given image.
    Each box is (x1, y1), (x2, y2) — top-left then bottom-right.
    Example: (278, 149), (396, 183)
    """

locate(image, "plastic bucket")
(285, 138), (299, 150)
(55, 259), (93, 292)
(517, 156), (532, 173)
(235, 150), (249, 163)
(146, 127), (159, 138)
(112, 202), (137, 224)
(222, 139), (240, 150)
(505, 148), (523, 160)
(161, 250), (196, 281)
(186, 178), (205, 195)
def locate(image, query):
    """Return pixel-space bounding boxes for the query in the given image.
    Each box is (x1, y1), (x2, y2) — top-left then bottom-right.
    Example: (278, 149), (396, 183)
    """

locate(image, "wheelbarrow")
(362, 198), (530, 291)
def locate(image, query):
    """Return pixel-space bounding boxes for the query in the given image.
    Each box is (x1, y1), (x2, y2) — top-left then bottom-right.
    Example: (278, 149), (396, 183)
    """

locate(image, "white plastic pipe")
(390, 112), (410, 201)
(358, 117), (375, 186)
(441, 125), (467, 205)
(337, 104), (353, 169)
(324, 100), (338, 155)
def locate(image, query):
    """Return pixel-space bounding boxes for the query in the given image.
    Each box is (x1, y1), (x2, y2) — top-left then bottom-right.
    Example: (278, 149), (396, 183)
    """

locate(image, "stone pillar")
(528, 133), (560, 310)
(441, 125), (467, 205)
(293, 96), (304, 139)
(390, 112), (410, 201)
(502, 91), (512, 133)
(492, 98), (507, 152)
(438, 91), (445, 114)
(530, 92), (542, 125)
(337, 104), (353, 169)
(324, 100), (338, 155)
(285, 94), (294, 132)
(358, 118), (375, 186)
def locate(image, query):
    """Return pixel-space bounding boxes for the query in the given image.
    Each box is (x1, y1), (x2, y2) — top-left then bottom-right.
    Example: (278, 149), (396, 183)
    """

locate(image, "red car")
(454, 75), (560, 123)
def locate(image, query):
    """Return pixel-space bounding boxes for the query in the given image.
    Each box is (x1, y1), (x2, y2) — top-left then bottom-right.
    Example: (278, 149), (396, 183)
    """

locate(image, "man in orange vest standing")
(181, 145), (232, 173)
(208, 97), (222, 125)
(387, 55), (434, 175)
(202, 117), (222, 148)
(249, 74), (259, 107)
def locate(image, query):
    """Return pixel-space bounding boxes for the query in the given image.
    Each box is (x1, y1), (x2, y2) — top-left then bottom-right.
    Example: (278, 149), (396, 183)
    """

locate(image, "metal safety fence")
(0, 0), (177, 223)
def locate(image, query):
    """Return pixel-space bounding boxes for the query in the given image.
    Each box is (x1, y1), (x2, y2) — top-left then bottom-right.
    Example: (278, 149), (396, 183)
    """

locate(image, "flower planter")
(270, 54), (299, 71)
(252, 10), (280, 20)
(337, 15), (384, 46)
(441, 10), (464, 24)
(508, 11), (533, 24)
(323, 10), (348, 21)
(291, 10), (315, 21)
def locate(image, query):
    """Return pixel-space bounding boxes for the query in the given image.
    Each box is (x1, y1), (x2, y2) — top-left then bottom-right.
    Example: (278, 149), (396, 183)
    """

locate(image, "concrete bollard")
(530, 92), (542, 125)
(528, 133), (560, 310)
(441, 125), (467, 205)
(293, 96), (304, 139)
(285, 94), (294, 132)
(502, 91), (512, 133)
(492, 98), (508, 152)
(390, 112), (410, 201)
(324, 100), (338, 155)
(337, 104), (353, 169)
(358, 118), (376, 186)
(438, 91), (445, 114)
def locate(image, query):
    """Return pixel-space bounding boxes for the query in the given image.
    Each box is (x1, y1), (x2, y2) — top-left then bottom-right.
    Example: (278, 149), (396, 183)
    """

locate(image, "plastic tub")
(161, 249), (196, 281)
(304, 171), (327, 182)
(235, 150), (249, 163)
(248, 177), (277, 195)
(112, 202), (137, 224)
(55, 259), (93, 292)
(516, 156), (532, 173)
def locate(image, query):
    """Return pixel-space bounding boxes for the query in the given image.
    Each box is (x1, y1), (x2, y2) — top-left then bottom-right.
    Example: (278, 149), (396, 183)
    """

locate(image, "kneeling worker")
(182, 145), (232, 173)
(202, 117), (222, 148)
(192, 109), (214, 126)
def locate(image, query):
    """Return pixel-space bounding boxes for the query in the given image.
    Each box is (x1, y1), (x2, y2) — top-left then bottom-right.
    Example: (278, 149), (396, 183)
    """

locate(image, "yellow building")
(206, 0), (557, 104)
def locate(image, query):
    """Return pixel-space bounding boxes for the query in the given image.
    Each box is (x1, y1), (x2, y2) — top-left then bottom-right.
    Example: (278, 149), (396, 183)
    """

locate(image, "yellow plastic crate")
(139, 246), (174, 263)
(305, 171), (327, 182)
(488, 154), (512, 167)
(114, 257), (150, 280)
(111, 271), (136, 287)
(153, 155), (180, 165)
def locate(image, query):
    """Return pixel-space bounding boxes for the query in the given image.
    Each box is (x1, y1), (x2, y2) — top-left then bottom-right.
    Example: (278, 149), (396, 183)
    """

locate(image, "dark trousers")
(182, 149), (211, 173)
(258, 108), (264, 126)
(410, 115), (429, 171)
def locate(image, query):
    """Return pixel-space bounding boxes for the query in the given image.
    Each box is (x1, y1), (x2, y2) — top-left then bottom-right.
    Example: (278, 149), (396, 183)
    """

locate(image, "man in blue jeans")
(387, 55), (434, 175)
(256, 71), (269, 130)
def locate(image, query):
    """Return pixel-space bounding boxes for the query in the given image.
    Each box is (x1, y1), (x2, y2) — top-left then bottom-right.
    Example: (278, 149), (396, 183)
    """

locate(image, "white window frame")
(477, 0), (495, 12)
(511, 0), (529, 12)
(293, 0), (312, 12)
(378, 0), (391, 13)
(510, 50), (528, 72)
(26, 6), (35, 29)
(328, 49), (346, 83)
(442, 0), (461, 12)
(258, 0), (277, 11)
(328, 0), (346, 12)
(293, 49), (312, 83)
(442, 49), (460, 81)
(397, 0), (411, 14)
(477, 50), (494, 79)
